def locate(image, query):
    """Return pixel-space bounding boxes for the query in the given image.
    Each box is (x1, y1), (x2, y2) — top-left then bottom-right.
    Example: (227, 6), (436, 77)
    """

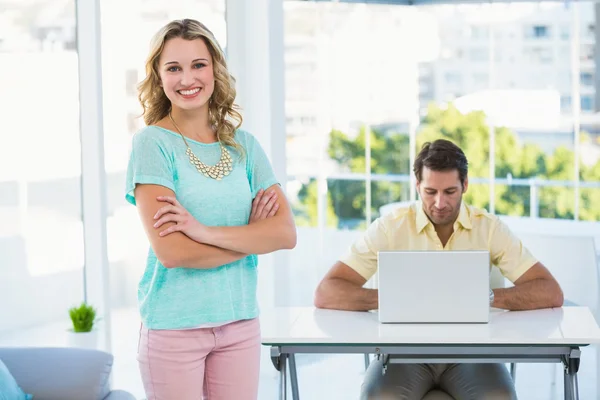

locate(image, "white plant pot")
(67, 329), (98, 349)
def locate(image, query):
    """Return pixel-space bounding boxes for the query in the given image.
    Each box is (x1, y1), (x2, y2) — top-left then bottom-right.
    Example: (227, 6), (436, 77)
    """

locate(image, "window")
(300, 116), (317, 126)
(469, 26), (489, 39)
(581, 44), (594, 61)
(286, 62), (317, 74)
(526, 25), (551, 39)
(581, 95), (594, 112)
(581, 72), (594, 86)
(561, 96), (572, 112)
(524, 47), (553, 64)
(281, 2), (600, 397)
(284, 1), (413, 306)
(472, 73), (489, 87)
(469, 47), (488, 62)
(0, 0), (84, 336)
(445, 71), (462, 84)
(441, 47), (463, 60)
(494, 48), (502, 63)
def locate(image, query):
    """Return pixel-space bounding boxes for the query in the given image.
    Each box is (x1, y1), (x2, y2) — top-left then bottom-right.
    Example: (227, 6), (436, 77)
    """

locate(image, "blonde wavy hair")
(138, 19), (243, 155)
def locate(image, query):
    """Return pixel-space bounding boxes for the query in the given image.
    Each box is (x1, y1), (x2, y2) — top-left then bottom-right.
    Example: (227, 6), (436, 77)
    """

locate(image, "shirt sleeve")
(125, 130), (176, 206)
(340, 217), (390, 281)
(489, 218), (538, 282)
(244, 132), (279, 197)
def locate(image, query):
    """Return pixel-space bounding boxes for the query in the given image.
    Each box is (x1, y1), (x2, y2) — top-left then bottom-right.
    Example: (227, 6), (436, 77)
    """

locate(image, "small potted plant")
(67, 302), (98, 349)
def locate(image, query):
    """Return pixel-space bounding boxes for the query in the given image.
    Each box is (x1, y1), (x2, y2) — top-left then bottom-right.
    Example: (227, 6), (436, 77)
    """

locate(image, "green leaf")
(69, 302), (97, 333)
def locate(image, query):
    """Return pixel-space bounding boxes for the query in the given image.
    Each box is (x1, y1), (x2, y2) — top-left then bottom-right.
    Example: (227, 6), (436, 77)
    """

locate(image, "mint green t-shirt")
(125, 126), (278, 329)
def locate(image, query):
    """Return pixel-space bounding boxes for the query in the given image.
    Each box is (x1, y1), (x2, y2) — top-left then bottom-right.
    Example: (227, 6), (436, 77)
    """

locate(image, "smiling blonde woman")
(126, 19), (297, 400)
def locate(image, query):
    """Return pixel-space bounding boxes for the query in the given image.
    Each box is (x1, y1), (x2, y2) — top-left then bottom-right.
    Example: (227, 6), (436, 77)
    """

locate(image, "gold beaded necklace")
(168, 113), (233, 180)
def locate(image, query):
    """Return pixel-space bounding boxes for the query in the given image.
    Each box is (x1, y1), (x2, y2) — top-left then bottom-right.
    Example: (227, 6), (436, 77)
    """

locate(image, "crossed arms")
(134, 183), (297, 269)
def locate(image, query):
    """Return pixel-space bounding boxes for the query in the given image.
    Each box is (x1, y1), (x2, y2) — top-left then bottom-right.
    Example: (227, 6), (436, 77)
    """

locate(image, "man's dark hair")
(413, 139), (469, 185)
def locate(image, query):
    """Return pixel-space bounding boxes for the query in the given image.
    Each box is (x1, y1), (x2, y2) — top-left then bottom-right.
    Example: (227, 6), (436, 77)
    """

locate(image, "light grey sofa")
(0, 347), (136, 400)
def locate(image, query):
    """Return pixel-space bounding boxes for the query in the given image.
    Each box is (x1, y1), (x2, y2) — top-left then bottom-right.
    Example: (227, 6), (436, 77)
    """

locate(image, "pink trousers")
(137, 318), (261, 400)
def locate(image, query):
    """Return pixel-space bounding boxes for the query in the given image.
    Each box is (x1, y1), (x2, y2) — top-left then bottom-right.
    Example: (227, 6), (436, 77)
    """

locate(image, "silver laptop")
(377, 250), (490, 323)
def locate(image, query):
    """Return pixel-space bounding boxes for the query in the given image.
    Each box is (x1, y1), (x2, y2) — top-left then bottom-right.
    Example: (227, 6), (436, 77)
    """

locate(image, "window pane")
(480, 3), (582, 219)
(289, 177), (320, 228)
(416, 102), (491, 213)
(417, 4), (497, 215)
(372, 181), (411, 220)
(539, 186), (576, 219)
(285, 1), (414, 234)
(579, 130), (600, 221)
(328, 179), (366, 230)
(579, 4), (600, 221)
(0, 1), (83, 338)
(579, 187), (600, 221)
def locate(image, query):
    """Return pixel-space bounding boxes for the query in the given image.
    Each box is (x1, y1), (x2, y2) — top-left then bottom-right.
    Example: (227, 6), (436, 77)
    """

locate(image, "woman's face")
(158, 37), (215, 112)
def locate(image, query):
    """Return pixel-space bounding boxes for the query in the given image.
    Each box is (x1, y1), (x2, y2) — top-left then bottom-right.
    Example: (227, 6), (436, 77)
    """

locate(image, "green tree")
(580, 156), (600, 221)
(294, 178), (339, 228)
(416, 103), (555, 217)
(419, 104), (600, 220)
(297, 104), (600, 226)
(296, 126), (411, 228)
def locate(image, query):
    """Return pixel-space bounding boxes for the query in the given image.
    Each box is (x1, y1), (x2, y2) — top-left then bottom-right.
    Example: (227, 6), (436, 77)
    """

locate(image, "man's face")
(416, 167), (468, 227)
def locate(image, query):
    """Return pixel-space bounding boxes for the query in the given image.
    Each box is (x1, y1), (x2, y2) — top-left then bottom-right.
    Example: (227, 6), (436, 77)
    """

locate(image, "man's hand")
(249, 189), (279, 224)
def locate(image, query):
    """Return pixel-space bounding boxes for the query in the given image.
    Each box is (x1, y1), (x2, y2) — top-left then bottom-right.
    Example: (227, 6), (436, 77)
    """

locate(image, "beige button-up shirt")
(341, 201), (537, 283)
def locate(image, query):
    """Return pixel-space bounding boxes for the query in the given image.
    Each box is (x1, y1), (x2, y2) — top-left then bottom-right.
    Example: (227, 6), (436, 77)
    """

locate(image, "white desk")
(261, 306), (600, 400)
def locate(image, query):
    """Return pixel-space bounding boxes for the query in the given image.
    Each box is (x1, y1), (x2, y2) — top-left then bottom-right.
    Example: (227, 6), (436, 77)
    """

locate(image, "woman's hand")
(153, 196), (208, 242)
(153, 189), (278, 242)
(249, 189), (279, 224)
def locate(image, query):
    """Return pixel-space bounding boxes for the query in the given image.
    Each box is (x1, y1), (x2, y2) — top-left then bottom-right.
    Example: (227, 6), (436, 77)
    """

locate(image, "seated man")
(314, 139), (564, 400)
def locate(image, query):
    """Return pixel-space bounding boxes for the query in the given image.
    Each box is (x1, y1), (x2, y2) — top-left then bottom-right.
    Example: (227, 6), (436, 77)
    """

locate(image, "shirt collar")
(456, 201), (472, 230)
(415, 202), (430, 233)
(415, 201), (472, 233)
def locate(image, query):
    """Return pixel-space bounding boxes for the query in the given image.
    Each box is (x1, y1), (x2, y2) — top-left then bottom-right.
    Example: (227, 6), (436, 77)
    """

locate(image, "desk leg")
(271, 347), (288, 400)
(289, 353), (300, 400)
(509, 363), (517, 383)
(562, 349), (581, 400)
(279, 353), (288, 400)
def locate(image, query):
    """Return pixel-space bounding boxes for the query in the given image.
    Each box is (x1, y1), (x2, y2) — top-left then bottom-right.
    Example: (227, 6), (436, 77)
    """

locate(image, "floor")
(0, 307), (597, 400)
